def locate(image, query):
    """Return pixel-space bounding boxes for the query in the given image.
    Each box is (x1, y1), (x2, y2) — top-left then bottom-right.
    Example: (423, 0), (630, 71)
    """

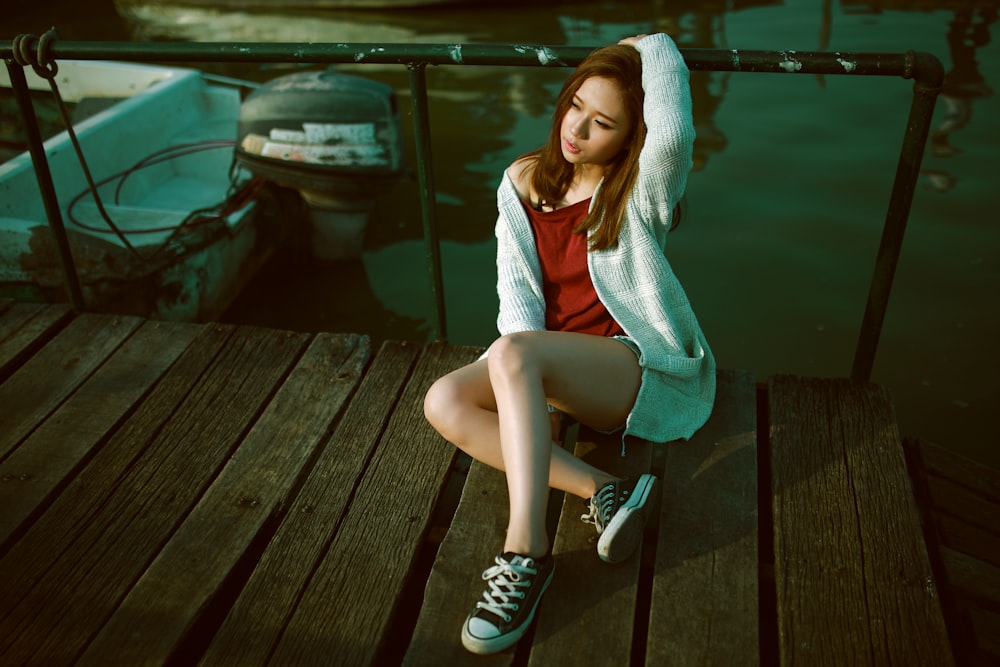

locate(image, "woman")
(423, 32), (715, 655)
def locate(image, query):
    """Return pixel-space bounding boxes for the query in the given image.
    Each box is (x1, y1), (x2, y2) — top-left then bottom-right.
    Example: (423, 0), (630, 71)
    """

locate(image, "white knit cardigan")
(492, 32), (716, 444)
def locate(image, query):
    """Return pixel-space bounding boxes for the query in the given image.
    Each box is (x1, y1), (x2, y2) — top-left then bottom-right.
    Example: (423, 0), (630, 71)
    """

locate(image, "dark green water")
(7, 0), (999, 469)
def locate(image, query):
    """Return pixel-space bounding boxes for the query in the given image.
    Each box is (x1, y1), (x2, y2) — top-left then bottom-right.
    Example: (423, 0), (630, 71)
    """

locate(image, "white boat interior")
(0, 60), (265, 320)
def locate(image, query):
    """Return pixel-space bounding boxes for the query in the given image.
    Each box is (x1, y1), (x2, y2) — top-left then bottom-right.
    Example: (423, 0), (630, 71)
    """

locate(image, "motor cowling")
(236, 69), (404, 258)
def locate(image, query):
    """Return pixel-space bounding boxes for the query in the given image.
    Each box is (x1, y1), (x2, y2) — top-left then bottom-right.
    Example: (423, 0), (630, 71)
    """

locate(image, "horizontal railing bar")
(2, 39), (940, 82)
(3, 41), (593, 66)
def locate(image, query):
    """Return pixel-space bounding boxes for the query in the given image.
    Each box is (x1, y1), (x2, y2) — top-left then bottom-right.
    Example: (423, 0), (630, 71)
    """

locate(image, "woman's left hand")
(618, 34), (649, 48)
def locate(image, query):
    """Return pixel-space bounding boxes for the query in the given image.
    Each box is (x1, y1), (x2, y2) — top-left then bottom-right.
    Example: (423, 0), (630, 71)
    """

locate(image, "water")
(7, 0), (998, 469)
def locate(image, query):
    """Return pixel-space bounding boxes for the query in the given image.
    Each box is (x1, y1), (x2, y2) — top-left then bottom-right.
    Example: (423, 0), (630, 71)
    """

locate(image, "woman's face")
(560, 76), (632, 168)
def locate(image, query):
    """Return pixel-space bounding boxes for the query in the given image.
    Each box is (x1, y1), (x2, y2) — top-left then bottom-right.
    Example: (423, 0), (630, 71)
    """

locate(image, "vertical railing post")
(4, 59), (86, 312)
(851, 54), (943, 380)
(407, 61), (447, 341)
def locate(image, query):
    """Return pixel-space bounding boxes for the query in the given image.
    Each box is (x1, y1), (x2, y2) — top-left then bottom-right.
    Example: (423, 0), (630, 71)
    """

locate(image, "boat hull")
(1, 60), (279, 321)
(117, 0), (504, 9)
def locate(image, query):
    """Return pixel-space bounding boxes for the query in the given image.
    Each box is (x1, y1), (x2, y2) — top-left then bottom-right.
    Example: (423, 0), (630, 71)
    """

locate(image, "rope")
(10, 28), (262, 264)
(11, 28), (60, 79)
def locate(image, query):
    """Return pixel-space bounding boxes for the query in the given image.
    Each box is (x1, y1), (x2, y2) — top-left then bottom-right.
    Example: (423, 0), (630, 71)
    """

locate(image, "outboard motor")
(237, 69), (403, 259)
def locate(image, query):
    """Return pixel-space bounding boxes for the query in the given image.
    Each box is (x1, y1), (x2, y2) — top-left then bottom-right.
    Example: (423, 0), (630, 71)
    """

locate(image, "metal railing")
(1, 37), (943, 381)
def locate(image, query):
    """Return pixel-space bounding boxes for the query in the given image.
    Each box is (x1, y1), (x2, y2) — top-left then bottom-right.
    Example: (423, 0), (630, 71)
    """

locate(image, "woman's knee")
(424, 374), (459, 433)
(486, 332), (540, 380)
(424, 363), (493, 442)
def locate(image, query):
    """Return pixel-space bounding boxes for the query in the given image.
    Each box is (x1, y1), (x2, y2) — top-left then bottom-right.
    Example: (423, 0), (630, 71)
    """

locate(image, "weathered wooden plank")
(924, 475), (1000, 536)
(0, 319), (201, 549)
(0, 303), (72, 380)
(913, 439), (1000, 503)
(933, 513), (1000, 569)
(0, 325), (308, 665)
(528, 434), (654, 667)
(968, 605), (1000, 659)
(647, 369), (759, 666)
(940, 547), (1000, 608)
(903, 438), (999, 667)
(0, 322), (236, 663)
(0, 324), (234, 622)
(403, 457), (515, 666)
(0, 301), (58, 341)
(199, 340), (423, 665)
(267, 341), (480, 666)
(0, 312), (140, 461)
(904, 439), (1000, 566)
(200, 340), (422, 666)
(769, 375), (954, 667)
(77, 333), (371, 666)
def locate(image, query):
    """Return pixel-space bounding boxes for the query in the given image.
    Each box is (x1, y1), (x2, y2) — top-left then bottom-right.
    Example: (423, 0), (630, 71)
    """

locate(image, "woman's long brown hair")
(524, 44), (646, 251)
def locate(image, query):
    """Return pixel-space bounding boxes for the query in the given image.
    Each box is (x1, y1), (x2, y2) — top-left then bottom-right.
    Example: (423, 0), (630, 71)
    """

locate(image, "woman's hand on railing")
(618, 34), (650, 49)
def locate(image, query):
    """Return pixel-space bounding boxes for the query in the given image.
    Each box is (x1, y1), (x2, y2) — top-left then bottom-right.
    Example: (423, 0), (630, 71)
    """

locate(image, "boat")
(116, 0), (519, 10)
(113, 2), (474, 46)
(0, 60), (280, 321)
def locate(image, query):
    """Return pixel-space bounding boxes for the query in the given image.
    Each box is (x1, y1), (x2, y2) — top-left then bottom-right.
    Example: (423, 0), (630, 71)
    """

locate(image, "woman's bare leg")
(424, 331), (642, 558)
(487, 331), (640, 556)
(425, 360), (616, 495)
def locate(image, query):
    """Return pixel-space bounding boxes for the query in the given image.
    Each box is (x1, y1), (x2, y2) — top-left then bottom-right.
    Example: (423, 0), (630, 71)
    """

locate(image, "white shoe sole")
(597, 474), (657, 564)
(460, 563), (555, 655)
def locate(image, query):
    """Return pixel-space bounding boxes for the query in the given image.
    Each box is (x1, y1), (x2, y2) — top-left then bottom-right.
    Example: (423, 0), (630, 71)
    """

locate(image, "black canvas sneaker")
(581, 473), (658, 563)
(461, 552), (555, 655)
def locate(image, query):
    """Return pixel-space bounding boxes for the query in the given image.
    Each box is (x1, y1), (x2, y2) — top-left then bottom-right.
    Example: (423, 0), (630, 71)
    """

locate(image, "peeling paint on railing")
(779, 51), (803, 72)
(837, 55), (858, 73)
(534, 46), (562, 66)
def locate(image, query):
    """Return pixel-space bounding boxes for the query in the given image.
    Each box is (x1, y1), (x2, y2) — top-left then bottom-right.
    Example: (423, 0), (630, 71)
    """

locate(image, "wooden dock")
(0, 300), (996, 665)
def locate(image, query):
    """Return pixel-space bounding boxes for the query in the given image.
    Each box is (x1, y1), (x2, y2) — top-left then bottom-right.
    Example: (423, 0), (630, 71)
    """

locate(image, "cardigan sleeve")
(494, 173), (546, 336)
(633, 33), (695, 234)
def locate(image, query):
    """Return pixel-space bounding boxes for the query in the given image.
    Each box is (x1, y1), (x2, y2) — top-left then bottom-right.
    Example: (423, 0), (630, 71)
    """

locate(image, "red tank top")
(522, 198), (625, 337)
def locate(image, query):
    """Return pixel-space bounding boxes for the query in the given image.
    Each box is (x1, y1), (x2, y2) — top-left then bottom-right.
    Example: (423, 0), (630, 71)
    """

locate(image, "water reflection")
(676, 8), (734, 170)
(114, 3), (474, 43)
(839, 0), (995, 193)
(923, 8), (996, 191)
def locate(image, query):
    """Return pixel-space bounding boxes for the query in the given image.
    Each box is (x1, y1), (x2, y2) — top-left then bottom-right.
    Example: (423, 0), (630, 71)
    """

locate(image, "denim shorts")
(479, 333), (640, 363)
(611, 334), (641, 361)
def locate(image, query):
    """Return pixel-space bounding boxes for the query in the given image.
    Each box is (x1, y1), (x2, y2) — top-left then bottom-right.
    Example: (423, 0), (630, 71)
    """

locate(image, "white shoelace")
(475, 556), (537, 623)
(580, 482), (618, 532)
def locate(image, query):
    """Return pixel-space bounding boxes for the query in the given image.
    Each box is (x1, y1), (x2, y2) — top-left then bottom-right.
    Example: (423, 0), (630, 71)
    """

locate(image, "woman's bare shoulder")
(506, 156), (536, 200)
